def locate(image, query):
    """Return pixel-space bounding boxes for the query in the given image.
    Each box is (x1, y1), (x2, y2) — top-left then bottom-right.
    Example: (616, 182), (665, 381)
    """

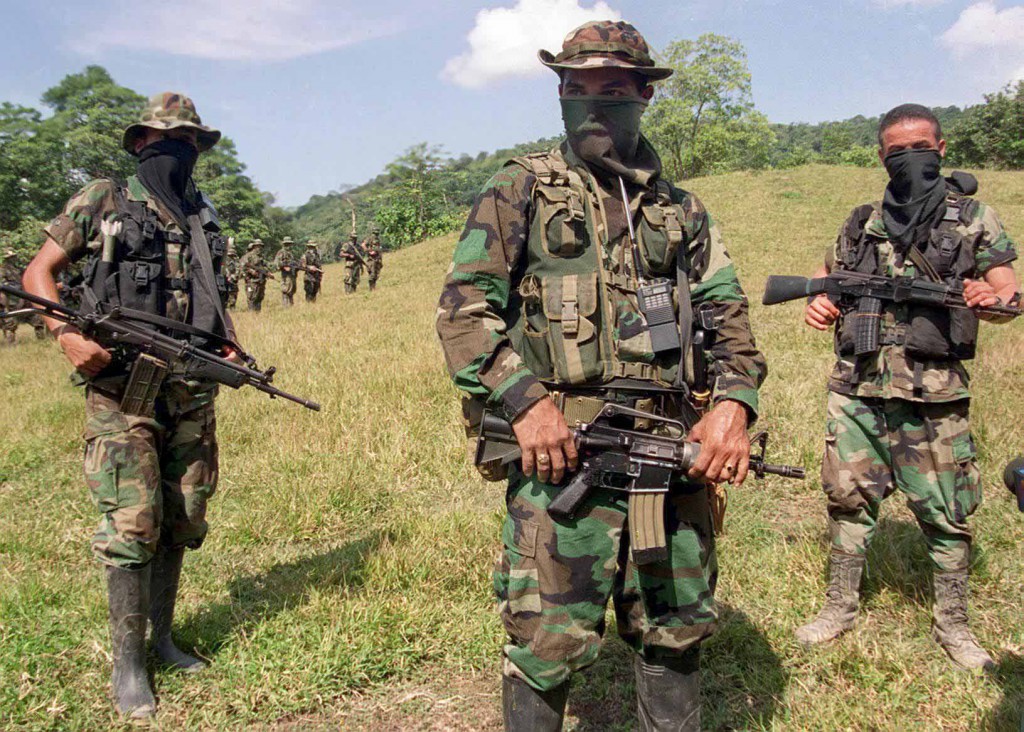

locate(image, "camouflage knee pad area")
(821, 392), (980, 570)
(83, 385), (219, 568)
(495, 472), (717, 691)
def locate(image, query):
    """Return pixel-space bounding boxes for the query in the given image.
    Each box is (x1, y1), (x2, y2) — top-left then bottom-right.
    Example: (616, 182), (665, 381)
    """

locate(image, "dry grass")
(1, 164), (1023, 730)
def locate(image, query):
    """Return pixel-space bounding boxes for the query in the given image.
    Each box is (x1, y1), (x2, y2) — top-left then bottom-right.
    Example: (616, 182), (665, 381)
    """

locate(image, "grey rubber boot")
(501, 675), (567, 732)
(150, 547), (207, 673)
(795, 551), (865, 645)
(635, 649), (701, 732)
(932, 569), (994, 671)
(107, 565), (156, 720)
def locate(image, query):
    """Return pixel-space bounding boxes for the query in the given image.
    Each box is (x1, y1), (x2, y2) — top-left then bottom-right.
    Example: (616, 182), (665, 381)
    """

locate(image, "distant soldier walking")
(341, 233), (365, 294)
(795, 104), (1021, 671)
(21, 92), (240, 720)
(299, 240), (323, 302)
(241, 239), (270, 311)
(1, 248), (45, 343)
(223, 243), (240, 309)
(274, 236), (298, 307)
(364, 229), (383, 291)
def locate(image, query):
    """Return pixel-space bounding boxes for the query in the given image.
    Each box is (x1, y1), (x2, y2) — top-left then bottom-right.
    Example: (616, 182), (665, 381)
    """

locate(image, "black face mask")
(136, 138), (199, 226)
(882, 148), (946, 251)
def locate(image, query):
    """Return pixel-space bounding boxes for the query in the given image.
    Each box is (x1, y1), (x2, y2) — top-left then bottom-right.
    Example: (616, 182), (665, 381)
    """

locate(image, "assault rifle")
(762, 271), (1020, 354)
(476, 403), (804, 563)
(0, 284), (320, 411)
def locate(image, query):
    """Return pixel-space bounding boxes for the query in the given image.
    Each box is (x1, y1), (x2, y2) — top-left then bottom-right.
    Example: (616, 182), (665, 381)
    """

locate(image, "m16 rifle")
(0, 284), (320, 411)
(762, 271), (1020, 355)
(476, 403), (804, 564)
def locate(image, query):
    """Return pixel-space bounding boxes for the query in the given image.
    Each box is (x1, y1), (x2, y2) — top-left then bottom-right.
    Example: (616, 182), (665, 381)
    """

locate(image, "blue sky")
(1, 0), (1022, 207)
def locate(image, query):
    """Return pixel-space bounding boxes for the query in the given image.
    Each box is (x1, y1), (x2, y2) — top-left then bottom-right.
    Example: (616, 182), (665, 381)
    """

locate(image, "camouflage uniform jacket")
(274, 248), (297, 274)
(826, 197), (1017, 403)
(240, 250), (269, 281)
(299, 249), (322, 275)
(436, 145), (766, 423)
(1, 262), (21, 287)
(44, 175), (198, 324)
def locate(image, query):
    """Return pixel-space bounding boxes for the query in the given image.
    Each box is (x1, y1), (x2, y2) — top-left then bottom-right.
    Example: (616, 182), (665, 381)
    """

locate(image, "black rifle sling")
(187, 212), (230, 345)
(674, 223), (694, 388)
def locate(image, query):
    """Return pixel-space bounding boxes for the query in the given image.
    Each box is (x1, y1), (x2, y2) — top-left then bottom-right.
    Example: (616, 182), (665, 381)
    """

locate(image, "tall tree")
(643, 34), (774, 180)
(947, 81), (1024, 169)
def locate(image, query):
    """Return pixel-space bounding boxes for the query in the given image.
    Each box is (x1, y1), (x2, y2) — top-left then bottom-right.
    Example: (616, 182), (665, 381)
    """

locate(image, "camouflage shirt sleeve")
(43, 179), (119, 262)
(436, 164), (548, 423)
(972, 202), (1018, 274)
(681, 191), (768, 420)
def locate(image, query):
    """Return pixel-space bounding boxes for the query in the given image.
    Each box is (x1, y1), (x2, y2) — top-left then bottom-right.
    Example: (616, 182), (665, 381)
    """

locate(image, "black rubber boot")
(635, 649), (701, 732)
(150, 547), (206, 673)
(107, 565), (156, 720)
(502, 675), (567, 732)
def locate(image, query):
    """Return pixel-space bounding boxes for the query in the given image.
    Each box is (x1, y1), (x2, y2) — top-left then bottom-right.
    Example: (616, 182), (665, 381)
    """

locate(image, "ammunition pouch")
(119, 353), (169, 417)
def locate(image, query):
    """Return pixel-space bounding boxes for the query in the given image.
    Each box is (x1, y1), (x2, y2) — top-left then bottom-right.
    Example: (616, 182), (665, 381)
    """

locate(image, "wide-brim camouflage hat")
(539, 20), (672, 81)
(122, 92), (221, 155)
(305, 241), (318, 247)
(248, 239), (264, 250)
(281, 236), (295, 245)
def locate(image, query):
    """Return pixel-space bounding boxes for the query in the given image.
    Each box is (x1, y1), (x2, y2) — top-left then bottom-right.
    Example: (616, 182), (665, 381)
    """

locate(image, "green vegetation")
(1, 165), (1023, 730)
(0, 66), (292, 261)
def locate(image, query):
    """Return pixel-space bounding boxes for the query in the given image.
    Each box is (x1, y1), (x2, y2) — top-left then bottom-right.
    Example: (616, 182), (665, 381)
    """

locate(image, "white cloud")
(73, 0), (402, 62)
(442, 0), (623, 89)
(940, 1), (1024, 83)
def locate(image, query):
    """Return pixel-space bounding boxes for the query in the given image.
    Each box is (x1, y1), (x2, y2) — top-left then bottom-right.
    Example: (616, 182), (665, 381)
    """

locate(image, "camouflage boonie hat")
(281, 236), (295, 245)
(248, 239), (264, 250)
(122, 92), (221, 155)
(539, 20), (672, 81)
(305, 240), (318, 247)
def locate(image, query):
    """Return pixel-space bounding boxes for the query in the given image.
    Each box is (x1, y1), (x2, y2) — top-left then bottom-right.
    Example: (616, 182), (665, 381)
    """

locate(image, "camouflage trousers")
(245, 279), (265, 311)
(83, 381), (219, 568)
(344, 263), (361, 291)
(822, 392), (980, 571)
(280, 272), (297, 298)
(303, 275), (321, 302)
(496, 470), (717, 692)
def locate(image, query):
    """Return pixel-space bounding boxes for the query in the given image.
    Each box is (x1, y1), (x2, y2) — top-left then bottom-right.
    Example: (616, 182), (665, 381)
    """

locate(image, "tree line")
(3, 51), (1024, 260)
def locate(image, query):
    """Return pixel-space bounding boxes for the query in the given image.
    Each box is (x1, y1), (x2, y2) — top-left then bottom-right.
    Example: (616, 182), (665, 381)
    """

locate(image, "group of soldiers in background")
(235, 237), (326, 312)
(340, 226), (384, 294)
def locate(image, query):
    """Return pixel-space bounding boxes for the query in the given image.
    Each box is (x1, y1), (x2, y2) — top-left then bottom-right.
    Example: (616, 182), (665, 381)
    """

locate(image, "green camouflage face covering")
(560, 96), (657, 184)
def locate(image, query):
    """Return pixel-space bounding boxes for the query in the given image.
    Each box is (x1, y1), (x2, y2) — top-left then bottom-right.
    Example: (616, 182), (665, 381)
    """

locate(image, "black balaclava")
(560, 96), (661, 187)
(882, 148), (946, 252)
(136, 138), (199, 227)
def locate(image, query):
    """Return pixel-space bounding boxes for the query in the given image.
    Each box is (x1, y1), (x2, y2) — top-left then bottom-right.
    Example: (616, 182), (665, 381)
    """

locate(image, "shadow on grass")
(565, 605), (787, 731)
(178, 533), (383, 658)
(984, 653), (1024, 731)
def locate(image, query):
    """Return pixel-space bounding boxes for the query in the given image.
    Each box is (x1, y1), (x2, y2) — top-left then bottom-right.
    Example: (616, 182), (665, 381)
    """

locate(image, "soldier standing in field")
(274, 236), (298, 307)
(1, 248), (46, 342)
(795, 104), (1021, 671)
(299, 239), (323, 302)
(364, 230), (383, 291)
(21, 92), (239, 720)
(341, 232), (365, 294)
(223, 243), (240, 309)
(241, 239), (269, 311)
(436, 21), (766, 731)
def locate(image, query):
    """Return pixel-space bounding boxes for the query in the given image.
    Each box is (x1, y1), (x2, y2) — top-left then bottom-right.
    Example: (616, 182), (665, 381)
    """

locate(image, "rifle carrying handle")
(548, 470), (593, 521)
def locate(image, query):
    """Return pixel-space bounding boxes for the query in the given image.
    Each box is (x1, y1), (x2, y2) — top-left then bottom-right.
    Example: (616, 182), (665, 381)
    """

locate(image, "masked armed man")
(299, 240), (323, 302)
(364, 226), (384, 291)
(241, 239), (269, 311)
(341, 233), (365, 294)
(436, 21), (766, 731)
(22, 93), (239, 720)
(274, 236), (298, 307)
(795, 104), (1020, 671)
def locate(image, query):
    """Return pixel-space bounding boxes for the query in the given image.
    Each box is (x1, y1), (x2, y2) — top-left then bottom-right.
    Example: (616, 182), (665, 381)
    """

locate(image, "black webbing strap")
(187, 212), (230, 344)
(674, 222), (694, 388)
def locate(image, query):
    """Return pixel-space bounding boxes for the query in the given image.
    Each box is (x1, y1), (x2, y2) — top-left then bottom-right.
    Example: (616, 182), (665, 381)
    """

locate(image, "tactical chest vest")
(836, 191), (979, 361)
(506, 151), (690, 387)
(85, 182), (229, 327)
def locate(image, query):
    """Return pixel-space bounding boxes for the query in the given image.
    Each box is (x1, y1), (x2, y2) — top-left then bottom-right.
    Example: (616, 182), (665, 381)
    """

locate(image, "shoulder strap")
(187, 206), (231, 345)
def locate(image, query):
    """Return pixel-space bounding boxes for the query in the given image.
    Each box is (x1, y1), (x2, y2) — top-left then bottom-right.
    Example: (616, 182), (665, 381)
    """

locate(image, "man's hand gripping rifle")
(0, 284), (320, 411)
(477, 403), (804, 564)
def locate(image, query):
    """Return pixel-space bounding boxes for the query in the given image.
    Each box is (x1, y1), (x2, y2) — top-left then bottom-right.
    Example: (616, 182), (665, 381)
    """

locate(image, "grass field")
(1, 164), (1023, 730)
